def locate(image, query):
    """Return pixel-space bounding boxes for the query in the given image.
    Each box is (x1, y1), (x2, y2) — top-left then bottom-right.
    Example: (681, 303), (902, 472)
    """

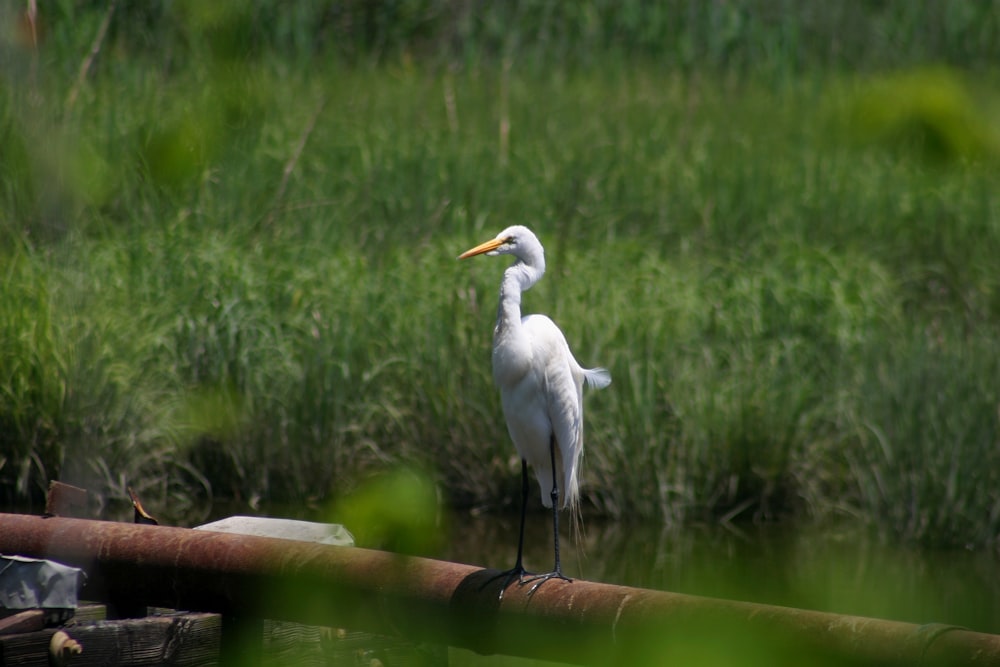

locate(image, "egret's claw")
(519, 570), (572, 597)
(480, 564), (534, 600)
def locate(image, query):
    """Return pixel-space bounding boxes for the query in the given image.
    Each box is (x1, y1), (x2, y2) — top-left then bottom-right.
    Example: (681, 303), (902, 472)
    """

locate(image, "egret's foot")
(519, 570), (572, 597)
(481, 565), (533, 600)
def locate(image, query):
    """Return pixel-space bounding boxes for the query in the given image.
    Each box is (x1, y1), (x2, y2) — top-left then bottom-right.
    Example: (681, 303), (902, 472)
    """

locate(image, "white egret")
(459, 225), (611, 597)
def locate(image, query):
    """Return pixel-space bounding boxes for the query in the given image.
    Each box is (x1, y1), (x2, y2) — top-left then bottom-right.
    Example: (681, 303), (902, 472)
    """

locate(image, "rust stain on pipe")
(1, 513), (997, 665)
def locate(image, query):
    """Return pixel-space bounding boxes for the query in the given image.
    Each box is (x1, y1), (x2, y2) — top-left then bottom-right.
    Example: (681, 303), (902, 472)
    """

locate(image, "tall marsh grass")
(1, 2), (999, 550)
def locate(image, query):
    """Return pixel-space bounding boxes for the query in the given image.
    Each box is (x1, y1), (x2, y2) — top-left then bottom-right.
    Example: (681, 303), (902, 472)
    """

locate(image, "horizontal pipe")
(0, 513), (996, 665)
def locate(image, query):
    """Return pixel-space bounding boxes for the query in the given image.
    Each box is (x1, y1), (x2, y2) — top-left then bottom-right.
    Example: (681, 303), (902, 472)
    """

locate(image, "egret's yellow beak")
(458, 237), (505, 260)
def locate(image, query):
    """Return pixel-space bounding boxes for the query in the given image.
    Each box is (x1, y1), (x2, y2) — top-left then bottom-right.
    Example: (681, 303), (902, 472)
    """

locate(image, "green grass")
(2, 3), (1000, 552)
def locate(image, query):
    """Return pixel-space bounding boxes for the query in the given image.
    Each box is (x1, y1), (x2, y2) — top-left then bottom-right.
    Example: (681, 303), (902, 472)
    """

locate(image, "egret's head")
(458, 225), (541, 261)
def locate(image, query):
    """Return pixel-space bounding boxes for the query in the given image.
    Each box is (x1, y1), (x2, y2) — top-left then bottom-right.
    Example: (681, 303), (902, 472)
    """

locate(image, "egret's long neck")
(495, 258), (544, 338)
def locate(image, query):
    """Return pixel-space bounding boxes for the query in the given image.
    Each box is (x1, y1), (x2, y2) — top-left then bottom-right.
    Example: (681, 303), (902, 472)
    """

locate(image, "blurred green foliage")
(841, 67), (1000, 162)
(32, 0), (1000, 71)
(330, 466), (444, 555)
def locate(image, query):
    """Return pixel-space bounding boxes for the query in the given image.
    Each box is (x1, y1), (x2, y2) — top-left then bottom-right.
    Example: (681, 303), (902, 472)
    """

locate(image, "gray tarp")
(0, 555), (83, 610)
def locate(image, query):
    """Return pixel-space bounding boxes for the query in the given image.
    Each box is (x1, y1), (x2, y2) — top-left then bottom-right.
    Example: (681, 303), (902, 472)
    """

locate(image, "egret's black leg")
(519, 435), (572, 596)
(482, 458), (533, 599)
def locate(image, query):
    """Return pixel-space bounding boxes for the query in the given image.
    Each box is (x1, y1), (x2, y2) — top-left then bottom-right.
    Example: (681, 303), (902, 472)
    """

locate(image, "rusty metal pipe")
(1, 513), (997, 665)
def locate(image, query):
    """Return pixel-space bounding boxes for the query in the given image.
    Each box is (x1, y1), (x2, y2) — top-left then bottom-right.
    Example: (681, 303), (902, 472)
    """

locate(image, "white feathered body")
(493, 312), (609, 510)
(480, 225), (611, 512)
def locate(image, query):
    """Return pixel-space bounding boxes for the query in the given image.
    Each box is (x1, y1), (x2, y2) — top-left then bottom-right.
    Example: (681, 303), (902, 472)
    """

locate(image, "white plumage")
(495, 311), (611, 512)
(460, 225), (610, 595)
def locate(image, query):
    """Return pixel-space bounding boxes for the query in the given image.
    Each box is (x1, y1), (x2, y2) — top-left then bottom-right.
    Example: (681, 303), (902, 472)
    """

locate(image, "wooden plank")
(0, 630), (51, 667)
(0, 610), (45, 635)
(44, 481), (90, 518)
(261, 620), (325, 667)
(324, 628), (447, 667)
(0, 605), (104, 636)
(75, 604), (108, 622)
(0, 612), (221, 667)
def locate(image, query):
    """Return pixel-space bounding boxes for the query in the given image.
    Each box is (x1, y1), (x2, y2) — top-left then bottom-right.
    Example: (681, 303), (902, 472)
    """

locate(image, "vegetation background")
(1, 0), (999, 554)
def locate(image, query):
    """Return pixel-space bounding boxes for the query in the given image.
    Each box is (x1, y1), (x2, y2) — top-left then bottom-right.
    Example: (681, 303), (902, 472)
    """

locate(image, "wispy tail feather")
(584, 367), (611, 390)
(569, 365), (608, 565)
